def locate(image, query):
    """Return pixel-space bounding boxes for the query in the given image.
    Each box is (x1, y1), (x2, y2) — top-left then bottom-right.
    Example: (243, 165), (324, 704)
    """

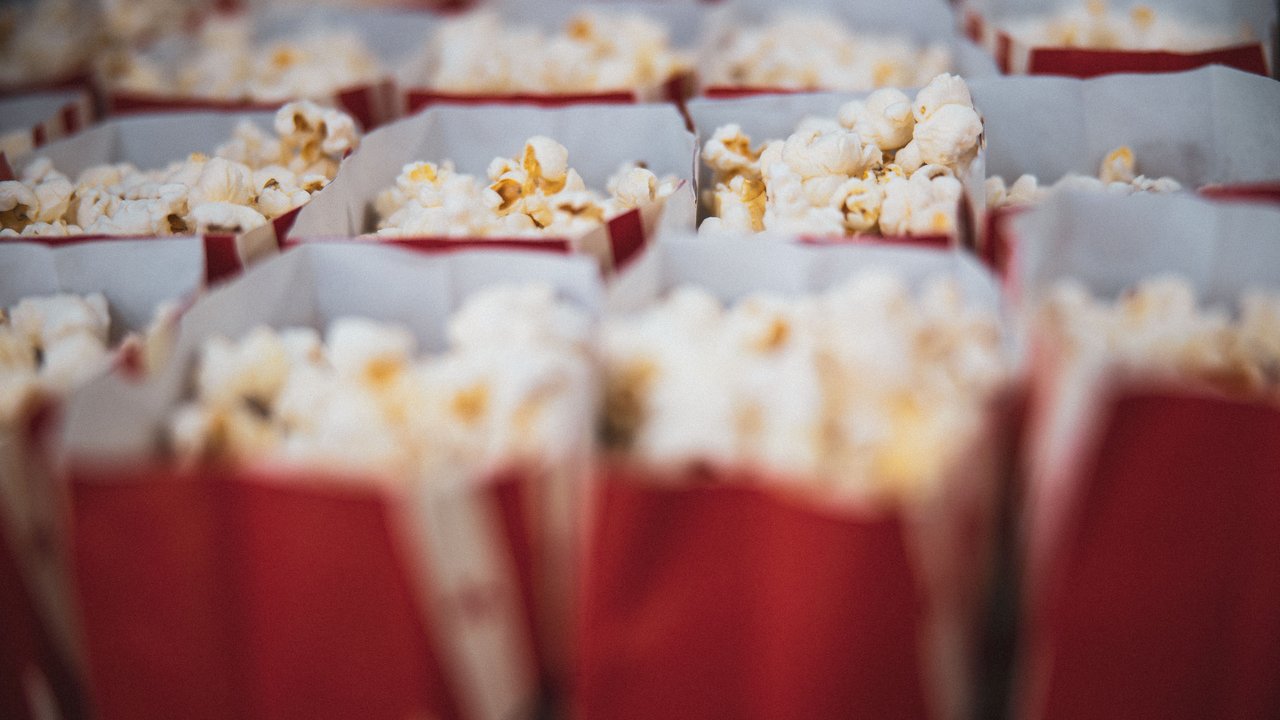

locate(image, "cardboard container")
(1009, 191), (1280, 720)
(962, 0), (1275, 77)
(575, 237), (1012, 720)
(62, 243), (604, 720)
(288, 103), (698, 272)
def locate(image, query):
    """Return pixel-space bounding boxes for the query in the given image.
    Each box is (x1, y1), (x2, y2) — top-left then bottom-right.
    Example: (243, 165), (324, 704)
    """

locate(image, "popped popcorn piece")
(703, 12), (952, 92)
(987, 146), (1183, 210)
(700, 74), (980, 239)
(167, 285), (595, 482)
(603, 273), (1007, 499)
(375, 137), (678, 240)
(1001, 2), (1245, 53)
(11, 102), (360, 238)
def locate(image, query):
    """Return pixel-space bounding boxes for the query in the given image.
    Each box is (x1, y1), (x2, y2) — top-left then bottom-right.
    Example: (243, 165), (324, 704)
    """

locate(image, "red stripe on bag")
(59, 103), (81, 135)
(281, 236), (572, 256)
(404, 89), (638, 115)
(0, 154), (14, 181)
(31, 124), (46, 147)
(1199, 181), (1280, 205)
(996, 32), (1014, 74)
(798, 233), (951, 250)
(1026, 43), (1269, 78)
(202, 234), (242, 285)
(964, 11), (984, 44)
(701, 86), (810, 99)
(271, 207), (302, 246)
(606, 208), (647, 271)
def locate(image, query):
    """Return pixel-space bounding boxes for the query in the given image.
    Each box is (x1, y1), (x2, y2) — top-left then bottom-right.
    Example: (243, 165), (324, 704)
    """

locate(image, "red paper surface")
(574, 462), (933, 720)
(404, 72), (691, 116)
(1026, 393), (1280, 720)
(1200, 181), (1280, 205)
(1025, 43), (1269, 78)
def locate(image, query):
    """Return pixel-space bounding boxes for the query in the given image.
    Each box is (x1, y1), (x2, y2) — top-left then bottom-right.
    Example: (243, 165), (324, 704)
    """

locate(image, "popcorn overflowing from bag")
(602, 271), (1007, 500)
(703, 12), (951, 92)
(1, 101), (358, 237)
(374, 135), (679, 239)
(700, 73), (982, 238)
(986, 145), (1182, 209)
(425, 10), (691, 95)
(169, 284), (596, 481)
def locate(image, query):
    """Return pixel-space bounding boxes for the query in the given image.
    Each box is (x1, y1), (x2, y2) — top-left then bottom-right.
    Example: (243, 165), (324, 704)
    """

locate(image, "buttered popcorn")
(374, 136), (679, 239)
(700, 74), (982, 238)
(1036, 277), (1280, 401)
(603, 274), (1007, 499)
(168, 285), (595, 479)
(703, 13), (951, 92)
(111, 15), (381, 104)
(1001, 1), (1244, 52)
(427, 10), (691, 94)
(0, 101), (359, 237)
(986, 146), (1183, 209)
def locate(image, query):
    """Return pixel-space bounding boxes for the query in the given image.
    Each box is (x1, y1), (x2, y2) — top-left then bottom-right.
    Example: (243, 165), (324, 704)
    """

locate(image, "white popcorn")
(912, 104), (983, 169)
(196, 326), (291, 408)
(1002, 2), (1245, 54)
(703, 124), (763, 181)
(841, 89), (916, 152)
(781, 129), (879, 179)
(326, 318), (416, 384)
(189, 158), (256, 208)
(987, 146), (1183, 210)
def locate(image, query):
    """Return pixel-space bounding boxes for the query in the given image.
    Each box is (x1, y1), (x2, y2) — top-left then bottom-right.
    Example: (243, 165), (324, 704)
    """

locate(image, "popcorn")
(168, 285), (595, 481)
(110, 14), (383, 106)
(425, 10), (691, 95)
(603, 273), (1007, 498)
(1035, 277), (1280, 401)
(987, 145), (1183, 209)
(375, 137), (678, 240)
(10, 102), (359, 238)
(703, 12), (952, 92)
(0, 293), (114, 425)
(0, 0), (96, 88)
(700, 74), (980, 239)
(1001, 1), (1245, 53)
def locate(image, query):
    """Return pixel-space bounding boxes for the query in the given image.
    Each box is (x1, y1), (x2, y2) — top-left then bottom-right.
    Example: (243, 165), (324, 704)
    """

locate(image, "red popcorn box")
(286, 103), (697, 273)
(686, 89), (986, 250)
(397, 2), (701, 115)
(0, 238), (206, 720)
(61, 243), (605, 720)
(575, 238), (1012, 720)
(962, 0), (1275, 77)
(1, 111), (318, 284)
(105, 7), (437, 130)
(973, 66), (1280, 282)
(695, 0), (985, 98)
(1009, 190), (1280, 720)
(0, 90), (95, 163)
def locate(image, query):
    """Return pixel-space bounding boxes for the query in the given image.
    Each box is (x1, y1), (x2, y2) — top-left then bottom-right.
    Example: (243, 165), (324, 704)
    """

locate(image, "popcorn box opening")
(0, 89), (96, 163)
(696, 0), (962, 97)
(1009, 191), (1280, 720)
(581, 238), (1012, 720)
(962, 0), (1275, 77)
(686, 86), (987, 250)
(63, 243), (605, 720)
(398, 2), (702, 114)
(972, 66), (1280, 279)
(0, 237), (206, 720)
(288, 103), (698, 273)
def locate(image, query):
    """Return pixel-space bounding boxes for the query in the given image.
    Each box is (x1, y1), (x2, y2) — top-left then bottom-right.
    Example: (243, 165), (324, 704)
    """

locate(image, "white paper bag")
(0, 89), (95, 162)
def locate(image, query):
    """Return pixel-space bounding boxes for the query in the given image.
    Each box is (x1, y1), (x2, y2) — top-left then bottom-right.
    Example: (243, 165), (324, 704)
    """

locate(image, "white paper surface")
(290, 102), (698, 237)
(15, 111), (277, 179)
(973, 67), (1280, 187)
(966, 0), (1276, 34)
(0, 90), (87, 135)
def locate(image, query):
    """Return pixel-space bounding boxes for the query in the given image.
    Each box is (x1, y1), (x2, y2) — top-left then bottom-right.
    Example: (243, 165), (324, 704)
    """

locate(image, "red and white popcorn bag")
(962, 0), (1275, 77)
(695, 0), (994, 98)
(398, 1), (700, 115)
(105, 6), (435, 130)
(0, 237), (205, 720)
(971, 66), (1280, 280)
(287, 103), (697, 272)
(686, 80), (986, 250)
(0, 90), (95, 164)
(574, 237), (1014, 720)
(0, 109), (348, 283)
(1008, 191), (1280, 720)
(62, 242), (604, 720)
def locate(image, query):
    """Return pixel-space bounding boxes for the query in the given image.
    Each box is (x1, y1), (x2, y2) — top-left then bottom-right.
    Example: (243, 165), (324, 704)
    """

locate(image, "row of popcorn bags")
(61, 242), (605, 720)
(286, 102), (698, 273)
(0, 237), (207, 720)
(400, 0), (704, 113)
(103, 4), (437, 129)
(1007, 190), (1280, 719)
(971, 65), (1280, 280)
(685, 75), (987, 250)
(573, 237), (1020, 719)
(961, 0), (1276, 77)
(0, 89), (96, 164)
(694, 0), (999, 98)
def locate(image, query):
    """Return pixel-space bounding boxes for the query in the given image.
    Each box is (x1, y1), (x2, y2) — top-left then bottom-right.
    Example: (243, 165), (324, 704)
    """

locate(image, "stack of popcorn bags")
(2, 0), (1280, 719)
